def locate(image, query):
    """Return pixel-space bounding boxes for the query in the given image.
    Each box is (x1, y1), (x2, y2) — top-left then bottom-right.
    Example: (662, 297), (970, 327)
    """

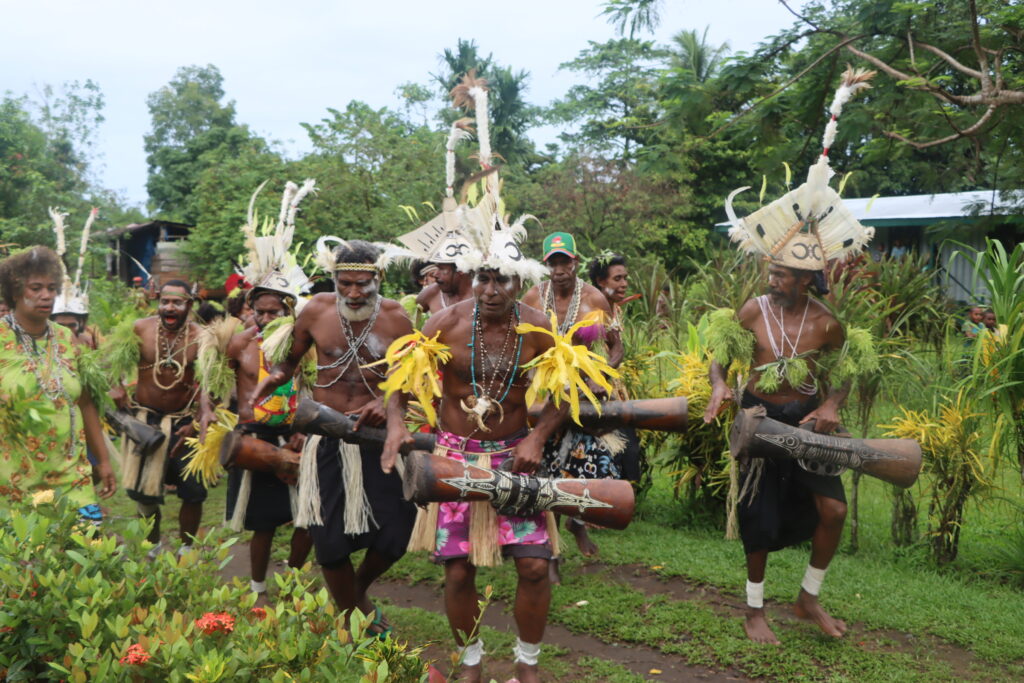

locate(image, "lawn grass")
(99, 416), (1024, 682)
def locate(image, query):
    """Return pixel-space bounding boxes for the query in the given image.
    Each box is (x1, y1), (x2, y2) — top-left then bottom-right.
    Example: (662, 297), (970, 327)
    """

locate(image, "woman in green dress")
(0, 247), (116, 514)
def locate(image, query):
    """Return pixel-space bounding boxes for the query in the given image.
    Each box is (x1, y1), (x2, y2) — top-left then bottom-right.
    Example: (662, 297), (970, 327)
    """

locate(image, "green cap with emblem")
(542, 232), (577, 261)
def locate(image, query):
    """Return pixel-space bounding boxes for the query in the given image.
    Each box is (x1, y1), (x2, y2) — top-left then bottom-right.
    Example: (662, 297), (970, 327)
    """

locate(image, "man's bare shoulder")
(227, 326), (257, 356)
(425, 300), (471, 336)
(134, 316), (157, 334)
(737, 298), (761, 325)
(520, 284), (542, 305)
(518, 301), (551, 327)
(581, 283), (612, 312)
(416, 283), (439, 307)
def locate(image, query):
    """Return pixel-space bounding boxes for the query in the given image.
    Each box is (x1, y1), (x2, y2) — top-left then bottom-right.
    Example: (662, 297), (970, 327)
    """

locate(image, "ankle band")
(513, 638), (541, 666)
(461, 639), (484, 666)
(746, 580), (764, 609)
(802, 565), (826, 596)
(177, 544), (192, 557)
(250, 579), (267, 594)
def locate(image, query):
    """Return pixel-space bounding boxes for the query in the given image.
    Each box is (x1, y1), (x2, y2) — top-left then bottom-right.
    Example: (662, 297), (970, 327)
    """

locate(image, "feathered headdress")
(312, 236), (416, 277)
(50, 206), (96, 316)
(725, 66), (877, 270)
(240, 179), (315, 309)
(448, 72), (546, 284)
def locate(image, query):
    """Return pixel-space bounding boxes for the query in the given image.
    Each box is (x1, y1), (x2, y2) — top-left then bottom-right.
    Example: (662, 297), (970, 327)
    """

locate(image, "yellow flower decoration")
(516, 311), (620, 426)
(368, 331), (452, 427)
(31, 489), (54, 506)
(183, 409), (238, 488)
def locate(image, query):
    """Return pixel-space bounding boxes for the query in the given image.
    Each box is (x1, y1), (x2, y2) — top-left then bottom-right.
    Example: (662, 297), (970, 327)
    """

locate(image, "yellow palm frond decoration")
(367, 331), (451, 426)
(183, 409), (238, 488)
(516, 311), (620, 426)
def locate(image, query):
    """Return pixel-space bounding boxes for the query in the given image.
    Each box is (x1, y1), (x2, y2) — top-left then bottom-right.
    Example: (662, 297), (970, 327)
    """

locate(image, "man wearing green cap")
(522, 232), (624, 575)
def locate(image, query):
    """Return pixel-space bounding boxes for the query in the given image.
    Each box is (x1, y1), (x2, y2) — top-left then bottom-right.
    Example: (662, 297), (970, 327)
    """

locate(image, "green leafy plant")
(0, 498), (431, 682)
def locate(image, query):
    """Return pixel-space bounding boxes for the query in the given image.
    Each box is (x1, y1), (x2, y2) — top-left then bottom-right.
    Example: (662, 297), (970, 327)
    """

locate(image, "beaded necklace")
(461, 303), (523, 432)
(314, 294), (384, 392)
(151, 323), (190, 390)
(543, 278), (583, 336)
(4, 314), (76, 459)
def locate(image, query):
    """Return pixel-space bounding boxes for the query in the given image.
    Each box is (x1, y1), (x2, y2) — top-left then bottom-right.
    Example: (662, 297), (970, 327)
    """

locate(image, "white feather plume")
(73, 207), (98, 290)
(240, 179), (314, 299)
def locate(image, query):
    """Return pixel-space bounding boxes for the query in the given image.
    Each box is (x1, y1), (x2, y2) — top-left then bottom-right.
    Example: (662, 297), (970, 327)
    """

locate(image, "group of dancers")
(0, 67), (889, 681)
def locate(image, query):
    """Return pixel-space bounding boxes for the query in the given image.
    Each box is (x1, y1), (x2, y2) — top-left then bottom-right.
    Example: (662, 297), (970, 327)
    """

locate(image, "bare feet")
(253, 591), (270, 608)
(567, 519), (599, 557)
(514, 661), (540, 683)
(793, 590), (847, 638)
(744, 607), (780, 645)
(456, 663), (482, 683)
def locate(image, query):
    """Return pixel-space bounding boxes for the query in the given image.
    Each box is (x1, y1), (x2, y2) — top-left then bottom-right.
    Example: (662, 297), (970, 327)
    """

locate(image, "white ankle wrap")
(250, 579), (267, 594)
(513, 639), (541, 666)
(461, 639), (484, 667)
(177, 544), (192, 557)
(802, 565), (827, 596)
(746, 580), (764, 609)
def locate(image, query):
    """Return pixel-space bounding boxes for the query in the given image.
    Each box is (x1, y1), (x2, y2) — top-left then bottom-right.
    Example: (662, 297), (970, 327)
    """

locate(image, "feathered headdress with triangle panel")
(50, 206), (97, 316)
(725, 66), (877, 270)
(240, 179), (315, 309)
(445, 71), (547, 284)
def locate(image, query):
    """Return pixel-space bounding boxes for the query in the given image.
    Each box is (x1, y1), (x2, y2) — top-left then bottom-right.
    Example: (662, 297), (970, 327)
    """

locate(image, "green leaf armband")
(818, 326), (879, 389)
(706, 308), (755, 368)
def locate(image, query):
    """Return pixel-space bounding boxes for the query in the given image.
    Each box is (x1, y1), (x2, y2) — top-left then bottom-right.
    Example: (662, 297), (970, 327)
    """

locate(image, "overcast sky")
(1, 0), (795, 209)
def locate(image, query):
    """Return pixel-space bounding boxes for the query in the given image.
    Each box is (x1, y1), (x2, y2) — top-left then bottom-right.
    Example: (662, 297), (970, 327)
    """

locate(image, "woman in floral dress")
(0, 247), (116, 513)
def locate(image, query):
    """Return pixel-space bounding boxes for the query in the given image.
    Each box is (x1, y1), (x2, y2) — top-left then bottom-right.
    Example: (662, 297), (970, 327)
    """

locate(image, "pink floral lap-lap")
(433, 431), (551, 562)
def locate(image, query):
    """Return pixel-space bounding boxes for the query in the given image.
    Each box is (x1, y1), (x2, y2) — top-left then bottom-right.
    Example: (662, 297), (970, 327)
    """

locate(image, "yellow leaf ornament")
(370, 331), (452, 426)
(516, 311), (620, 426)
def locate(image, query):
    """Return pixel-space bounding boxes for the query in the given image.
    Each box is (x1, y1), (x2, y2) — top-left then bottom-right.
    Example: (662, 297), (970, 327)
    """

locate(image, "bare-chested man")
(384, 266), (567, 683)
(198, 287), (313, 602)
(111, 280), (204, 554)
(252, 240), (415, 636)
(522, 232), (623, 563)
(704, 264), (849, 644)
(416, 261), (473, 315)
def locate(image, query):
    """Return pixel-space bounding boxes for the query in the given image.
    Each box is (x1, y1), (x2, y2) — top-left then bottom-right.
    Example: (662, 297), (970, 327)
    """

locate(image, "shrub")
(0, 498), (429, 682)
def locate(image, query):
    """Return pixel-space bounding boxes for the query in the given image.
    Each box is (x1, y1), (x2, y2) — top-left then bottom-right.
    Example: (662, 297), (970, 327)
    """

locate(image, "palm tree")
(600, 0), (663, 39)
(670, 27), (730, 83)
(433, 39), (537, 166)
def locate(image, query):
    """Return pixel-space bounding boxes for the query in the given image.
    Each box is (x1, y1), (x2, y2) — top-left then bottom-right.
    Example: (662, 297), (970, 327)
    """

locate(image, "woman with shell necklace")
(0, 247), (116, 513)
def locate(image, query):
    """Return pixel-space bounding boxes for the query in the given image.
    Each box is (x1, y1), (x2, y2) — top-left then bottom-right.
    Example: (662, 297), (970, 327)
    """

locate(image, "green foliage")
(704, 307), (753, 367)
(0, 499), (429, 681)
(98, 317), (140, 384)
(77, 347), (115, 414)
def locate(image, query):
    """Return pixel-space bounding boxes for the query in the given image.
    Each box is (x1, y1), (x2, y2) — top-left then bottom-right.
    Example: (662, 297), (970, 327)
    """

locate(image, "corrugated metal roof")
(716, 189), (1023, 228)
(102, 220), (194, 238)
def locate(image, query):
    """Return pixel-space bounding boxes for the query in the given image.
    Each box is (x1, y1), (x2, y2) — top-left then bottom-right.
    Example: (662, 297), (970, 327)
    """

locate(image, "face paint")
(21, 276), (59, 320)
(472, 270), (519, 319)
(335, 272), (380, 322)
(158, 287), (192, 331)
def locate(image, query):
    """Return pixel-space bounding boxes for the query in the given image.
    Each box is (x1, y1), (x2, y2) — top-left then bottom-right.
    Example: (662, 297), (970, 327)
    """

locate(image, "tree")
(144, 65), (261, 221)
(432, 39), (539, 167)
(669, 27), (730, 84)
(600, 0), (663, 39)
(547, 38), (667, 162)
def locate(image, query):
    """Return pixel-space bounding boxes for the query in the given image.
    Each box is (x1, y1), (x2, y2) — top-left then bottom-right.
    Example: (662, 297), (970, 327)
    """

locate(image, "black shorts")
(129, 412), (206, 505)
(737, 393), (846, 555)
(224, 423), (294, 532)
(309, 437), (416, 568)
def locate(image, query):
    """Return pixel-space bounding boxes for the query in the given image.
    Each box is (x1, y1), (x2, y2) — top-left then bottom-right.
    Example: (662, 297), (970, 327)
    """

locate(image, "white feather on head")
(724, 66), (876, 270)
(49, 207), (89, 316)
(240, 179), (314, 307)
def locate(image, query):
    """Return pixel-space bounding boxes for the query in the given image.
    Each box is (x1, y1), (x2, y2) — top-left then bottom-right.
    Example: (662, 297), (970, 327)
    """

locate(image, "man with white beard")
(252, 239), (415, 637)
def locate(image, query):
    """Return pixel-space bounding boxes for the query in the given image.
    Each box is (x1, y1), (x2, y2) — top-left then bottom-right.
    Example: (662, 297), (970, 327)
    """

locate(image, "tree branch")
(883, 104), (997, 149)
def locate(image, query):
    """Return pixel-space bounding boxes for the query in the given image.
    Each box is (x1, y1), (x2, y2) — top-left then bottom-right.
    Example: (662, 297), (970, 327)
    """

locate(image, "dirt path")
(218, 543), (980, 681)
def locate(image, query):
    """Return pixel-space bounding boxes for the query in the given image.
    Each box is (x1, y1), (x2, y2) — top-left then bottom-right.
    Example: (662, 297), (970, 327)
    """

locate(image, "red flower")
(119, 643), (151, 665)
(250, 607), (267, 621)
(195, 612), (235, 634)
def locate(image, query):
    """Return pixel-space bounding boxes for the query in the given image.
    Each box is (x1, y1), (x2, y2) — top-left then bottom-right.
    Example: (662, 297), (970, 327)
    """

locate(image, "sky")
(1, 0), (796, 209)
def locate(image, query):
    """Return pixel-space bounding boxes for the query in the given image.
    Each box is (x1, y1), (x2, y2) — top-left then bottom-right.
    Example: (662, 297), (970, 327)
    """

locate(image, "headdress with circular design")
(725, 66), (877, 271)
(240, 179), (315, 310)
(397, 71), (546, 284)
(50, 206), (98, 317)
